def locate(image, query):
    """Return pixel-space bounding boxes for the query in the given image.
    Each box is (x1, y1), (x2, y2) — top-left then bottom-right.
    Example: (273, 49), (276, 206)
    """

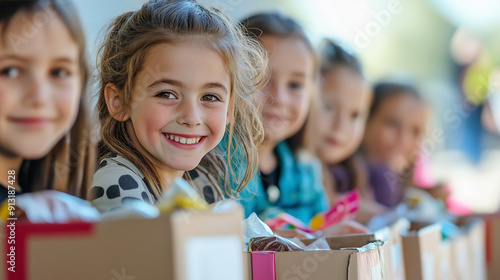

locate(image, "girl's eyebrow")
(204, 82), (228, 95)
(148, 78), (185, 89)
(148, 79), (228, 94)
(0, 54), (29, 62)
(291, 71), (306, 78)
(0, 55), (76, 63)
(53, 57), (77, 64)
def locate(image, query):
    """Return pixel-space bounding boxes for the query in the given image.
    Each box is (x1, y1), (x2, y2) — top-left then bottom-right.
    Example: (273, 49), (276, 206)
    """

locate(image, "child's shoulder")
(89, 154), (155, 212)
(187, 165), (224, 204)
(94, 153), (144, 177)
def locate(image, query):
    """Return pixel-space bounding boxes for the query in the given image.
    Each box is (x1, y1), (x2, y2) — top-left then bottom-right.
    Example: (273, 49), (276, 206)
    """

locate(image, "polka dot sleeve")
(88, 159), (155, 213)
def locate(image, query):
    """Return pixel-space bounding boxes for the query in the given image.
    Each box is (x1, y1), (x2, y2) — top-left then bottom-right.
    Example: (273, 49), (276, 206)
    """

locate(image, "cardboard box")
(465, 219), (486, 280)
(373, 218), (410, 280)
(449, 216), (486, 280)
(451, 231), (471, 280)
(485, 214), (500, 280)
(1, 201), (245, 280)
(437, 240), (454, 280)
(249, 233), (386, 280)
(402, 223), (442, 280)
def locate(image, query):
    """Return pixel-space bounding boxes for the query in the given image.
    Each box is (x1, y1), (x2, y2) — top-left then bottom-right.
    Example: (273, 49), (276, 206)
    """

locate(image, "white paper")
(186, 236), (243, 280)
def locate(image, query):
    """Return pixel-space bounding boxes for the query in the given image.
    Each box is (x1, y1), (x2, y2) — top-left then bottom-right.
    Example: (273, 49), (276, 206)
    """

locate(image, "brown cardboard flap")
(275, 250), (354, 280)
(31, 216), (173, 280)
(272, 234), (385, 280)
(403, 223), (442, 280)
(302, 233), (379, 249)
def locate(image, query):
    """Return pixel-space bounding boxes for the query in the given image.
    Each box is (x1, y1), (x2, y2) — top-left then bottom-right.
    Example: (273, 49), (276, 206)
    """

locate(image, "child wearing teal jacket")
(223, 13), (329, 225)
(239, 141), (329, 224)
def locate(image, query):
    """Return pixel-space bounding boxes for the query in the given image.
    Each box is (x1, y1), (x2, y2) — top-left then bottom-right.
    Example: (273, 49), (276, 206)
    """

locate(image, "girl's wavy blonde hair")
(96, 0), (267, 199)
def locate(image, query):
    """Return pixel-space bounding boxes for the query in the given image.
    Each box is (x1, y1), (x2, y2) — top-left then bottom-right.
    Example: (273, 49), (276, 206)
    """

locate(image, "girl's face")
(0, 12), (81, 160)
(316, 67), (371, 165)
(259, 35), (314, 144)
(123, 40), (231, 172)
(363, 93), (429, 172)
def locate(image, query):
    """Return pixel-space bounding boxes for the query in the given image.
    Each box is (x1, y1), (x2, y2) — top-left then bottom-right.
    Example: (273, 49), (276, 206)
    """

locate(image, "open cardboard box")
(1, 201), (246, 280)
(248, 233), (387, 280)
(484, 214), (500, 280)
(402, 222), (442, 280)
(373, 218), (410, 280)
(402, 218), (486, 280)
(452, 217), (486, 280)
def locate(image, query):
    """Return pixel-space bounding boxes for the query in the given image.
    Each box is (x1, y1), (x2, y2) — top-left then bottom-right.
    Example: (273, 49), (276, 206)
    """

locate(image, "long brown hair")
(0, 0), (96, 199)
(96, 0), (267, 199)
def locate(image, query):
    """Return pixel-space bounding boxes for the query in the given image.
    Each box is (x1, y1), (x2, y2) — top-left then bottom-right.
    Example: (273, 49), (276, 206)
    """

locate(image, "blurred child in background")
(239, 13), (367, 236)
(0, 0), (97, 223)
(362, 82), (433, 208)
(311, 39), (386, 224)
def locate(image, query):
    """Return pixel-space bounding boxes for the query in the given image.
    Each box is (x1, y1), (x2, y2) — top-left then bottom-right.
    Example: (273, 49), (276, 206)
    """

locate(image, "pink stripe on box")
(252, 251), (276, 280)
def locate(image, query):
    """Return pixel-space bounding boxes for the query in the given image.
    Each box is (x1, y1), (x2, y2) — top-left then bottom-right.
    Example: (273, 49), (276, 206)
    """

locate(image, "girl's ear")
(104, 83), (129, 121)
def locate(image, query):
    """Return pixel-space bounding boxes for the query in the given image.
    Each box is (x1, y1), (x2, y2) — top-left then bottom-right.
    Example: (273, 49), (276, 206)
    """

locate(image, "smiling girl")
(89, 0), (267, 212)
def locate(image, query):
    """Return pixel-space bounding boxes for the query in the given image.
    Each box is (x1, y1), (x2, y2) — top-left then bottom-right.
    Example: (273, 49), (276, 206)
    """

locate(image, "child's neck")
(155, 165), (185, 191)
(0, 153), (23, 191)
(259, 140), (279, 174)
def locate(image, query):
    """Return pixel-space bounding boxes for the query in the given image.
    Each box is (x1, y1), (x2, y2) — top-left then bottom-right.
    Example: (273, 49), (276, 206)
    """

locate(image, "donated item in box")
(249, 233), (386, 280)
(402, 222), (442, 280)
(1, 201), (244, 280)
(373, 218), (410, 280)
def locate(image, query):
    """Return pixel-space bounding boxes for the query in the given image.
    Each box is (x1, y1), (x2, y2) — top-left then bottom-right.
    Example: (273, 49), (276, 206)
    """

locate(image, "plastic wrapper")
(157, 178), (209, 213)
(243, 212), (274, 245)
(101, 199), (160, 221)
(304, 237), (330, 251)
(3, 190), (101, 223)
(248, 236), (303, 252)
(288, 237), (307, 249)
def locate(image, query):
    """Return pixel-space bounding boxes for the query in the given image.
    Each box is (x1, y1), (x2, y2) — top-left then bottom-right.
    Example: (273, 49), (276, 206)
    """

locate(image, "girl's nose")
(23, 75), (49, 107)
(177, 99), (202, 127)
(270, 82), (288, 106)
(332, 111), (348, 131)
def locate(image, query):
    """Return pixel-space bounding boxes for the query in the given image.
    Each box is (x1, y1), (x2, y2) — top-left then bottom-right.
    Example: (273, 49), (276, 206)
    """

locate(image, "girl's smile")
(163, 133), (206, 150)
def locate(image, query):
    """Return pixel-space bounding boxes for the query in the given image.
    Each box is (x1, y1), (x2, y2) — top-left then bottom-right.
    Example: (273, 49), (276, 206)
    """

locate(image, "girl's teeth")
(166, 134), (202, 144)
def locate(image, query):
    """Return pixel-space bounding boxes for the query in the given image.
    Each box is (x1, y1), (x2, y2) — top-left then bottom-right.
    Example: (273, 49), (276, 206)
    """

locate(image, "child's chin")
(170, 160), (202, 173)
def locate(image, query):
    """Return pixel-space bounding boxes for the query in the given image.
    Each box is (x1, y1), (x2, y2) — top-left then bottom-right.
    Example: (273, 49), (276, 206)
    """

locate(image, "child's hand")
(274, 228), (315, 239)
(15, 190), (100, 223)
(321, 220), (369, 237)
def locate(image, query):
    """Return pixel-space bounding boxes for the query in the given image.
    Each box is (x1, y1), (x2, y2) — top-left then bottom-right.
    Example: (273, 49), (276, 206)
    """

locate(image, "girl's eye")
(385, 118), (399, 128)
(351, 112), (360, 120)
(323, 102), (334, 112)
(201, 94), (221, 102)
(155, 91), (176, 99)
(1, 67), (20, 78)
(289, 82), (303, 90)
(51, 68), (71, 79)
